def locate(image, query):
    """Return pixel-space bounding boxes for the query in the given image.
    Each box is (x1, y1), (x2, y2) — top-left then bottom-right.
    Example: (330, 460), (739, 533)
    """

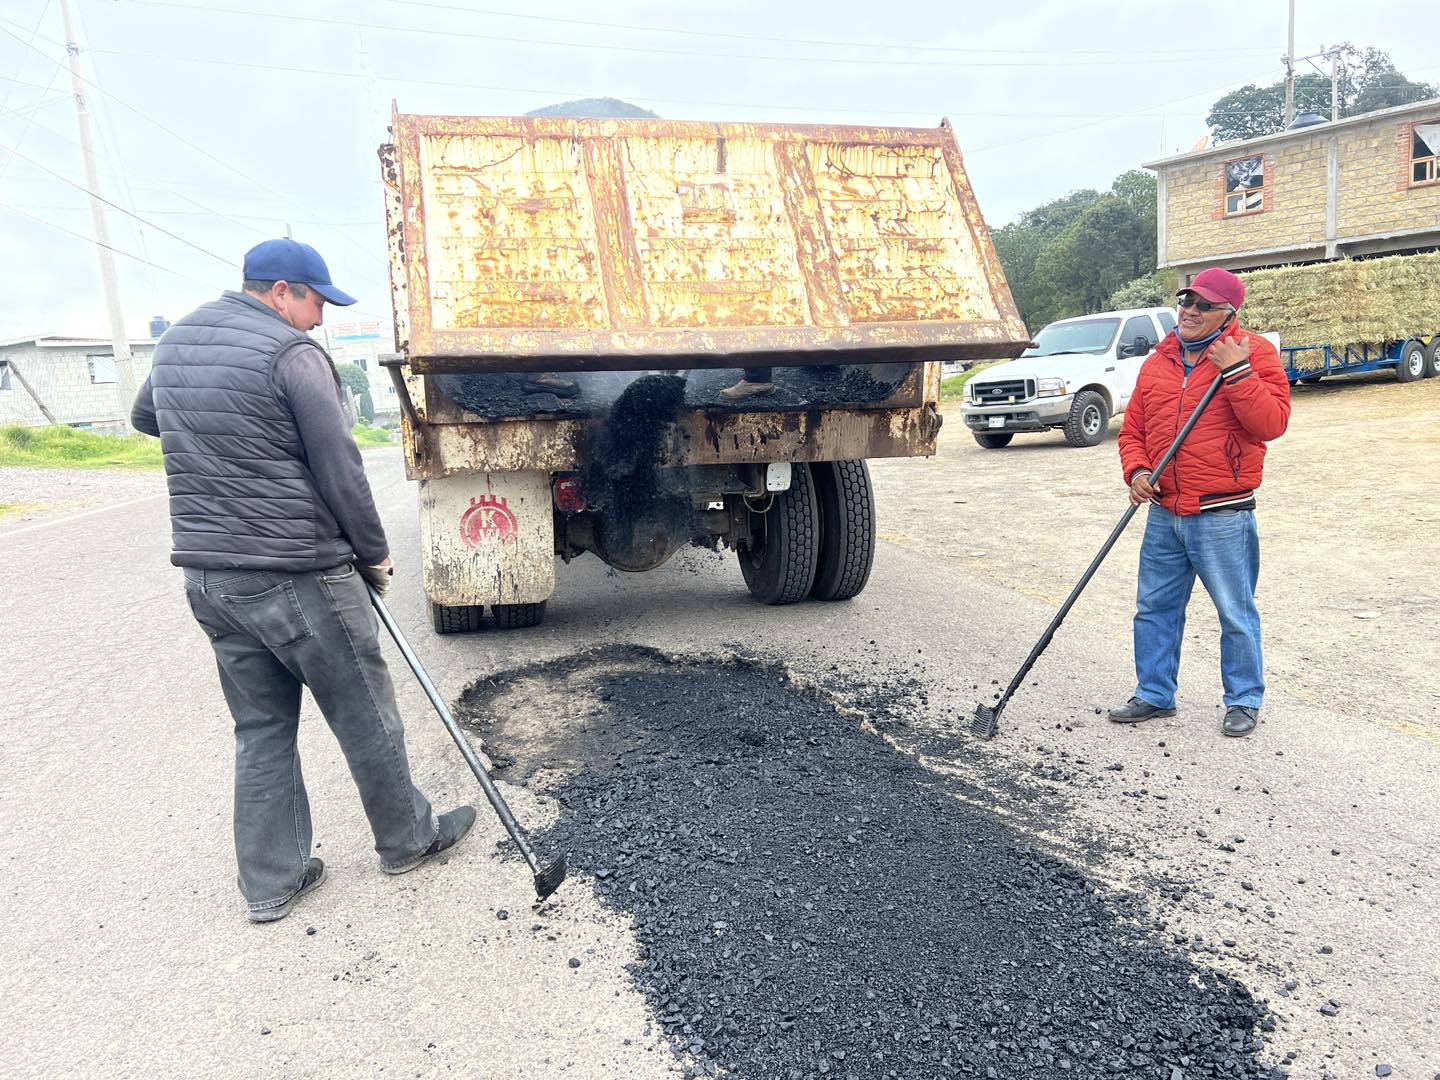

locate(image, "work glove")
(357, 560), (394, 596)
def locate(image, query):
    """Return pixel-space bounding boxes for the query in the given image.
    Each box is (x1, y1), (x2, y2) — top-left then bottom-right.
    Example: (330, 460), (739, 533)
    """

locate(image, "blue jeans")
(184, 565), (437, 915)
(1133, 504), (1265, 711)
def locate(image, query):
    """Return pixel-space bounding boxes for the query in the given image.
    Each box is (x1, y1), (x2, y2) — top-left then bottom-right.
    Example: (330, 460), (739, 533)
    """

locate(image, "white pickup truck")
(960, 306), (1178, 448)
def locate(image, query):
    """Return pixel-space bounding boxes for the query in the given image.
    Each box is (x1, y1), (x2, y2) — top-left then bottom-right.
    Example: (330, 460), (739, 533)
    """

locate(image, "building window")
(1224, 156), (1264, 215)
(0, 361), (10, 391)
(87, 355), (118, 383)
(1411, 121), (1440, 186)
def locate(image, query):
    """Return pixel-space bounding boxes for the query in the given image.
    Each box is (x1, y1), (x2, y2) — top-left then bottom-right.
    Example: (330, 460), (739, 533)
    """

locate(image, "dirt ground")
(871, 371), (1440, 741)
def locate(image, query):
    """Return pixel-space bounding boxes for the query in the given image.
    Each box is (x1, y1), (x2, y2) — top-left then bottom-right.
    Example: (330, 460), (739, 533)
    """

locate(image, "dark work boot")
(1107, 697), (1177, 724)
(381, 805), (478, 875)
(1223, 706), (1259, 737)
(248, 857), (326, 923)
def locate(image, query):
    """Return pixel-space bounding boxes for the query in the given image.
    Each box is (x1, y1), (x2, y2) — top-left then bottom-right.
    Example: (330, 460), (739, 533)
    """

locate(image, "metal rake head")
(970, 702), (1001, 740)
(533, 853), (568, 900)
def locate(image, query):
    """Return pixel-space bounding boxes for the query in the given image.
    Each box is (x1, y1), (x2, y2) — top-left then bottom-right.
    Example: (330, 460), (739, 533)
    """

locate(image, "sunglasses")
(1177, 294), (1227, 313)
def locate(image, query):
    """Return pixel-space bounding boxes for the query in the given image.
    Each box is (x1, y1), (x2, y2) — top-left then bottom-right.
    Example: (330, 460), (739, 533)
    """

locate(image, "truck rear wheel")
(1063, 390), (1109, 447)
(492, 601), (546, 629)
(1396, 340), (1425, 383)
(973, 432), (1013, 449)
(738, 461), (820, 605)
(431, 602), (483, 635)
(1424, 338), (1440, 379)
(810, 460), (875, 602)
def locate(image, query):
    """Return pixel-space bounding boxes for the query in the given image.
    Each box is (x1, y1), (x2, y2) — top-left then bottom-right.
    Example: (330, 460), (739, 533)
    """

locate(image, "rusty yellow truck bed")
(383, 111), (1027, 374)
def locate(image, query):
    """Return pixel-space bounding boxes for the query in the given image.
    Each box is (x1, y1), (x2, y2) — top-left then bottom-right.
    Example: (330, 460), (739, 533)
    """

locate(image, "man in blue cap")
(132, 239), (475, 923)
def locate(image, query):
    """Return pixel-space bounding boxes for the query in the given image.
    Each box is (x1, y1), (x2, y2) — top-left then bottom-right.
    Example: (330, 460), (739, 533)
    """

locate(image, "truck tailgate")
(385, 112), (1027, 373)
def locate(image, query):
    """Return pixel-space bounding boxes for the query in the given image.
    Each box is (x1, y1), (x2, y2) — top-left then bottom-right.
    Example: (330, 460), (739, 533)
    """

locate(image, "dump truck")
(378, 109), (1028, 632)
(1239, 253), (1440, 385)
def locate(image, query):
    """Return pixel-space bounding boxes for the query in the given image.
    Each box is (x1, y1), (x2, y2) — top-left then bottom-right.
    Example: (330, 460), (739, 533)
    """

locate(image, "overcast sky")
(1, 0), (1435, 340)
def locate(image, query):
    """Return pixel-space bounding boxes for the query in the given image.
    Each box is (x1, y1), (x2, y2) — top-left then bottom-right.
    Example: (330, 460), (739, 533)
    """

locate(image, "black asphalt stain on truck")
(466, 648), (1286, 1080)
(432, 363), (913, 421)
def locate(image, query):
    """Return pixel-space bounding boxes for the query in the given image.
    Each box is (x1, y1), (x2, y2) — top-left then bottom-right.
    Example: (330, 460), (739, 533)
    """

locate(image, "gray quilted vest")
(148, 291), (351, 571)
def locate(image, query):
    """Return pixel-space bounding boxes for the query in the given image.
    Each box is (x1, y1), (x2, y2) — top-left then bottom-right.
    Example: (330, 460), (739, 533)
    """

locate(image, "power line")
(123, 2), (1276, 70)
(373, 0), (1276, 59)
(0, 19), (387, 269)
(1, 200), (227, 289)
(1, 139), (238, 267)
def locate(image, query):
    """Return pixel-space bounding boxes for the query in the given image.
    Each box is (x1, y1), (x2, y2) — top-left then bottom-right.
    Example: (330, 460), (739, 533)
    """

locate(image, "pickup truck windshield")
(1022, 318), (1120, 357)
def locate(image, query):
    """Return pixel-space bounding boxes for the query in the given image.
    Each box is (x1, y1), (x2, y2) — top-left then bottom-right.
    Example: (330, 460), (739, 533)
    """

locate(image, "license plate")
(988, 416), (1005, 429)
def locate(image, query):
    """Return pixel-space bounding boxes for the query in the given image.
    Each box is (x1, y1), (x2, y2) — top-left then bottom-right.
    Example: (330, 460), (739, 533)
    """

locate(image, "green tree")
(1206, 46), (1435, 142)
(994, 172), (1157, 328)
(336, 363), (374, 423)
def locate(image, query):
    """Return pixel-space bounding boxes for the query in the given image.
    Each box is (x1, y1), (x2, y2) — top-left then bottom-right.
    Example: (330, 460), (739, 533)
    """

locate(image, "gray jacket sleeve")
(131, 375), (159, 436)
(273, 344), (389, 565)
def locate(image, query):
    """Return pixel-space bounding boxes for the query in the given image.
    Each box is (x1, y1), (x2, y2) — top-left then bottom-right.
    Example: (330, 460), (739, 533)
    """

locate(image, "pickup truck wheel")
(1063, 391), (1110, 447)
(1423, 338), (1440, 378)
(1396, 340), (1425, 383)
(431, 602), (484, 635)
(810, 460), (875, 601)
(972, 432), (1013, 449)
(492, 601), (546, 629)
(738, 461), (820, 605)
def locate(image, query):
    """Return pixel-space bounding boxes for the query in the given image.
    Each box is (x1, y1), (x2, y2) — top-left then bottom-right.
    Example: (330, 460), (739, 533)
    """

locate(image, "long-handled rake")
(972, 368), (1227, 739)
(367, 584), (568, 899)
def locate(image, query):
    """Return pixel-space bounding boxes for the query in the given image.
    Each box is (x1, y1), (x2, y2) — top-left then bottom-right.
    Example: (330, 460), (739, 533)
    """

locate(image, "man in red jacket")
(1110, 267), (1290, 737)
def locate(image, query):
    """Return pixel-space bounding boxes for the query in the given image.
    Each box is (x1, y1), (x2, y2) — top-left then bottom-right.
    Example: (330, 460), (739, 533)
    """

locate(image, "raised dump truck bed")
(379, 110), (1027, 631)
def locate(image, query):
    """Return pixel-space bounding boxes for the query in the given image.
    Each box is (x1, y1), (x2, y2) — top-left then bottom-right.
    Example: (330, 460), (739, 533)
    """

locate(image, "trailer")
(1281, 337), (1439, 385)
(378, 109), (1028, 632)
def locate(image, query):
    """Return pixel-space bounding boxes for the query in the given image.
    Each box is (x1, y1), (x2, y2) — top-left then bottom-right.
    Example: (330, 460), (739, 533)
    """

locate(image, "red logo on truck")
(459, 495), (519, 548)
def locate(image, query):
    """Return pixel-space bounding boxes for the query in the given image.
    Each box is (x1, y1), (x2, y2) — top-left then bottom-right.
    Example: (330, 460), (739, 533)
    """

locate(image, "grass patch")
(352, 423), (396, 448)
(0, 502), (35, 519)
(940, 363), (996, 403)
(0, 424), (164, 469)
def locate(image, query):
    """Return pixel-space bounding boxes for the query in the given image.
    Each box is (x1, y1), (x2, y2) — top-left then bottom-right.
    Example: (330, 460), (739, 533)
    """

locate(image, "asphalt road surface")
(1, 432), (1435, 1078)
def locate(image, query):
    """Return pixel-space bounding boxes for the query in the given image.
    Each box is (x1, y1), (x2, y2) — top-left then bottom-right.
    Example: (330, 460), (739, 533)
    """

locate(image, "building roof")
(1143, 96), (1440, 170)
(0, 333), (158, 350)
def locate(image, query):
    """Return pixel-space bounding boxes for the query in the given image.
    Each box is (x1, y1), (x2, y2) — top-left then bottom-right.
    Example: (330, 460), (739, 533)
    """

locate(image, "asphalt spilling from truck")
(432, 362), (914, 420)
(462, 647), (1286, 1080)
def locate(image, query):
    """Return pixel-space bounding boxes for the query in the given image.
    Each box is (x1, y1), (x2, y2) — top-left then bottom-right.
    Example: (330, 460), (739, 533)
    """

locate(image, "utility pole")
(59, 0), (137, 430)
(1330, 47), (1341, 121)
(1283, 0), (1296, 126)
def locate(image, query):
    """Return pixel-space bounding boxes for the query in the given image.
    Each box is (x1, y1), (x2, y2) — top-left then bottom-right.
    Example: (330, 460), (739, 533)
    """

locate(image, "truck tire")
(810, 460), (876, 602)
(738, 461), (820, 605)
(1063, 390), (1109, 447)
(431, 602), (483, 635)
(1424, 338), (1440, 379)
(973, 432), (1013, 449)
(1396, 340), (1425, 383)
(492, 601), (546, 629)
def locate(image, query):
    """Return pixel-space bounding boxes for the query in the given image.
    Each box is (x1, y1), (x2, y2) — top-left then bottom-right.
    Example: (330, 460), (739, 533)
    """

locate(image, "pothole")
(458, 646), (1285, 1079)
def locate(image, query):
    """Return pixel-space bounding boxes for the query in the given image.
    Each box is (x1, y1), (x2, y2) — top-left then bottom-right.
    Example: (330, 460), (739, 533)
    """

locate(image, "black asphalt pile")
(580, 373), (688, 519)
(471, 648), (1286, 1080)
(431, 363), (913, 420)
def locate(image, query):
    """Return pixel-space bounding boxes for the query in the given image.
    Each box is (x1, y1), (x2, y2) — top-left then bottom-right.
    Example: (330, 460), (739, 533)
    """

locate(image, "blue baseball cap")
(242, 238), (357, 307)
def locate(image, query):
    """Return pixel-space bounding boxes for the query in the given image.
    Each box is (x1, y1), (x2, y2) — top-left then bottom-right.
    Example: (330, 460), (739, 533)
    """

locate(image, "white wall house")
(0, 336), (157, 435)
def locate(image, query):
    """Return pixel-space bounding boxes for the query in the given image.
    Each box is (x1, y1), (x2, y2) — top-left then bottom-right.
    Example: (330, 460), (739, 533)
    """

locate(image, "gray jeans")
(184, 564), (437, 914)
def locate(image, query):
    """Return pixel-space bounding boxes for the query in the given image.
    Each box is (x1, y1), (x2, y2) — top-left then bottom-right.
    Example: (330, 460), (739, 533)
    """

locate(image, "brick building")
(1144, 98), (1440, 281)
(0, 335), (156, 435)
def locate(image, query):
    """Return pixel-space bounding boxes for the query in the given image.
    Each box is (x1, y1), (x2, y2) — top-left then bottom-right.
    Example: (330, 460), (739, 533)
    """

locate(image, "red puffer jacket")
(1118, 321), (1290, 515)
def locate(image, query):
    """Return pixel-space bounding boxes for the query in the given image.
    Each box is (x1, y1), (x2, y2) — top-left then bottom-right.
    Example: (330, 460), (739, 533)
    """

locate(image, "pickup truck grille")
(971, 378), (1034, 404)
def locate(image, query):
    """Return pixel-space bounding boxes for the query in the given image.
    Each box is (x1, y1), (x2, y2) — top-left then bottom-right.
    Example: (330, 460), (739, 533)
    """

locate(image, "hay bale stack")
(1240, 253), (1440, 367)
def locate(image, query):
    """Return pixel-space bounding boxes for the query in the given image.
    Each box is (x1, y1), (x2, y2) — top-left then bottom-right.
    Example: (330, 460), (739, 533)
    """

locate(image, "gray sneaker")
(382, 806), (478, 875)
(1223, 706), (1258, 737)
(248, 857), (326, 923)
(1107, 697), (1177, 723)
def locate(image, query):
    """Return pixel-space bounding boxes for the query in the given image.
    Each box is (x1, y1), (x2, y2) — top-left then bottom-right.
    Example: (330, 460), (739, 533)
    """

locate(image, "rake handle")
(365, 583), (545, 877)
(989, 368), (1226, 714)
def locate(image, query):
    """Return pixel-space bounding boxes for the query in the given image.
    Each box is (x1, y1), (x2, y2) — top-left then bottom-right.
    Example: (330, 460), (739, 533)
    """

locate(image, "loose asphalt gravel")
(432, 362), (914, 419)
(466, 647), (1287, 1080)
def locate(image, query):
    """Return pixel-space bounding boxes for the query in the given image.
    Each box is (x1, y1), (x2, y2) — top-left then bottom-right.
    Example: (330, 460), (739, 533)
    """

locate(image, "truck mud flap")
(419, 471), (555, 607)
